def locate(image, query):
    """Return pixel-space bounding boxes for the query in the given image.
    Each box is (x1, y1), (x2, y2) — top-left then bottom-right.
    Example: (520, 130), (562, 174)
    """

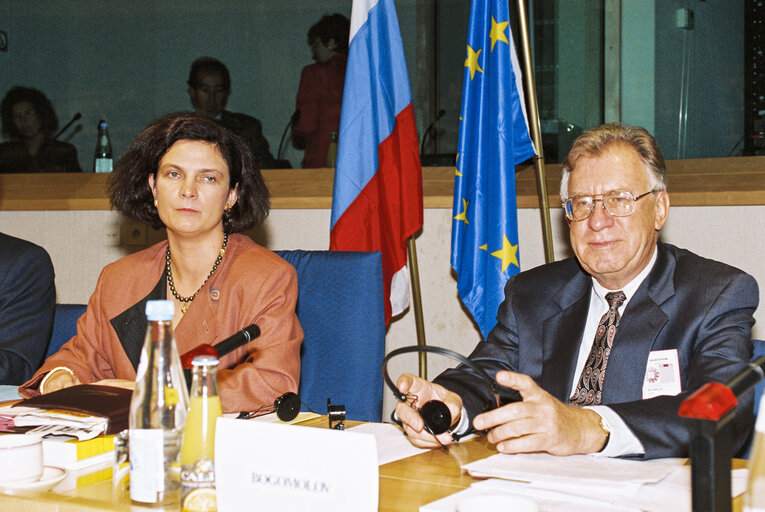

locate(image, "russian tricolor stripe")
(330, 0), (423, 323)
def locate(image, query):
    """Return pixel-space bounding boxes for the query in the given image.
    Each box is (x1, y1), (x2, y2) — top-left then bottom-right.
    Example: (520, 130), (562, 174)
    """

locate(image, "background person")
(396, 123), (758, 459)
(19, 113), (302, 413)
(291, 13), (350, 168)
(0, 86), (81, 173)
(0, 232), (55, 384)
(187, 57), (276, 169)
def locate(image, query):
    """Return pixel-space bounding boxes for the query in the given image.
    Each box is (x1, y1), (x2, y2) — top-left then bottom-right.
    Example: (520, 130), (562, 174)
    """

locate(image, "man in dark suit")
(187, 57), (276, 169)
(397, 123), (758, 459)
(0, 232), (55, 384)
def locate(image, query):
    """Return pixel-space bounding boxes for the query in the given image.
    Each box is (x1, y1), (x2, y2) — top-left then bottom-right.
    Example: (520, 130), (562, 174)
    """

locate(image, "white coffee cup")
(457, 494), (539, 512)
(0, 434), (43, 484)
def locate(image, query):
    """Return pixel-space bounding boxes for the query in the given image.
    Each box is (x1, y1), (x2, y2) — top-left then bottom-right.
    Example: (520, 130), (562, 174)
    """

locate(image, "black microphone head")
(243, 324), (261, 341)
(436, 109), (446, 119)
(420, 400), (451, 435)
(274, 392), (301, 422)
(73, 112), (82, 121)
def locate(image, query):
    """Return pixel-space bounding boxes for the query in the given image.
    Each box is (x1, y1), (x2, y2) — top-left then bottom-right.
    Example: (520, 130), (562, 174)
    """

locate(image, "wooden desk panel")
(1, 156), (763, 211)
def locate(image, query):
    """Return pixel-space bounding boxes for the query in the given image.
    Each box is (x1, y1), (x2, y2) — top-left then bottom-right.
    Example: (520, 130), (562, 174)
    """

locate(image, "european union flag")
(451, 0), (536, 339)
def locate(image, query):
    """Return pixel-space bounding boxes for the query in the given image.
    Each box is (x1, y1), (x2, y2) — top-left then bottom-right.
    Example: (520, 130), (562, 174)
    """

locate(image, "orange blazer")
(20, 234), (303, 413)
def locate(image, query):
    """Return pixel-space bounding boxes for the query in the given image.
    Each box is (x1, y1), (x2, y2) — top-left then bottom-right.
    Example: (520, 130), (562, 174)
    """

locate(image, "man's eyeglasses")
(563, 190), (656, 221)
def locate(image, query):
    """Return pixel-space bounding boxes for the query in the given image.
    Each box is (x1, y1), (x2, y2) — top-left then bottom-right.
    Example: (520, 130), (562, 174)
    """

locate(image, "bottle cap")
(191, 355), (219, 367)
(145, 300), (174, 321)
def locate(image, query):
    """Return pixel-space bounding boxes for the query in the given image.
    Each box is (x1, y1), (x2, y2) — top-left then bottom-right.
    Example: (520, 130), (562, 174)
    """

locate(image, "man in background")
(187, 56), (275, 169)
(0, 232), (55, 384)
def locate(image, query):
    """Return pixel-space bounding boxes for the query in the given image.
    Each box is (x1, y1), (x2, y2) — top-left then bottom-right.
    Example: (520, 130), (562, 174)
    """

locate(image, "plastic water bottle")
(745, 393), (765, 511)
(129, 300), (189, 505)
(93, 119), (113, 172)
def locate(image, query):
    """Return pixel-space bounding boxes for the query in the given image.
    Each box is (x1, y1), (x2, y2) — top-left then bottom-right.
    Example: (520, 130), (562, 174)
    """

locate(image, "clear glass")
(326, 131), (338, 168)
(180, 356), (222, 511)
(128, 314), (189, 506)
(746, 394), (765, 511)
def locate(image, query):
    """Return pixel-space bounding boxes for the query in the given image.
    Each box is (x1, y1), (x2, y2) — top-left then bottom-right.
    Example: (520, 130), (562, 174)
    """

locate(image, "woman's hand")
(40, 367), (80, 394)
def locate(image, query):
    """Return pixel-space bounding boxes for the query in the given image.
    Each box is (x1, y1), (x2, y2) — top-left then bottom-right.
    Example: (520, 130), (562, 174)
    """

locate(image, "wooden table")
(0, 417), (747, 511)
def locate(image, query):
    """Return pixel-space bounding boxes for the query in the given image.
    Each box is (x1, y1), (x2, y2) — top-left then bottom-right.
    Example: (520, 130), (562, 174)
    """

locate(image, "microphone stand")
(277, 111), (300, 161)
(419, 109), (445, 158)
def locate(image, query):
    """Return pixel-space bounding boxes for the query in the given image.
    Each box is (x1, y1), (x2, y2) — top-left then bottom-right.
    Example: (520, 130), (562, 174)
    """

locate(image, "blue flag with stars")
(451, 0), (536, 339)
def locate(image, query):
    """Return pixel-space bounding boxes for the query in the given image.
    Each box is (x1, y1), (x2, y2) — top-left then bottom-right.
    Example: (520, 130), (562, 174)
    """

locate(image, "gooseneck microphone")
(180, 324), (260, 369)
(54, 112), (82, 140)
(420, 109), (446, 156)
(277, 110), (301, 160)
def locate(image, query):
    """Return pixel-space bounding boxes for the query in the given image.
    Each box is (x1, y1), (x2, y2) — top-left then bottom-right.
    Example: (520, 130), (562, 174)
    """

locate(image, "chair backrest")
(276, 250), (386, 422)
(46, 304), (86, 359)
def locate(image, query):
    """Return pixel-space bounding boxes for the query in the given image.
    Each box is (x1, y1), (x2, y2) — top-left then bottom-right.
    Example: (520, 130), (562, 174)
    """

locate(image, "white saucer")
(0, 466), (67, 494)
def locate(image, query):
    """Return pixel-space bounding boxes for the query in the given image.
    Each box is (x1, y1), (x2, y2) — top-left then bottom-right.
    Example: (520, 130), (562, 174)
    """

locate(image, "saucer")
(0, 466), (67, 494)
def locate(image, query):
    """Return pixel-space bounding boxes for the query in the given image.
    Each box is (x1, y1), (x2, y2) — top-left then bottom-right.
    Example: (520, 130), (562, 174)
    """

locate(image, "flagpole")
(407, 236), (428, 379)
(515, 0), (555, 264)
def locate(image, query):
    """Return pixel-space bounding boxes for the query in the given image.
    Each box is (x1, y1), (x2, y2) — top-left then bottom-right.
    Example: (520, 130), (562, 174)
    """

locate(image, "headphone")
(237, 391), (302, 422)
(382, 345), (502, 436)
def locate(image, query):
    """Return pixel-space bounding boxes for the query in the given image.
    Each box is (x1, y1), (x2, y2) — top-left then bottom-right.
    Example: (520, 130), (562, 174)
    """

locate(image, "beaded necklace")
(166, 233), (228, 314)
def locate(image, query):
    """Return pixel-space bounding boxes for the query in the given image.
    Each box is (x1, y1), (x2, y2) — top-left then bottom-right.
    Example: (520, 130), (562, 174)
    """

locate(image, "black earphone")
(382, 345), (502, 436)
(237, 391), (302, 422)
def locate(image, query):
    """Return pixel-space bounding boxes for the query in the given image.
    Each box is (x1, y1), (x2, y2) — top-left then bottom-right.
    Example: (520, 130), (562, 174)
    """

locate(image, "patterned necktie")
(570, 290), (627, 406)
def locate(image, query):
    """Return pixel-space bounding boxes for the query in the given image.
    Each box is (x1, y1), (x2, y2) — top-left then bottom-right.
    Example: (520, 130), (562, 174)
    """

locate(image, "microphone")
(180, 324), (260, 369)
(678, 355), (765, 421)
(54, 112), (82, 140)
(420, 109), (446, 156)
(278, 110), (301, 160)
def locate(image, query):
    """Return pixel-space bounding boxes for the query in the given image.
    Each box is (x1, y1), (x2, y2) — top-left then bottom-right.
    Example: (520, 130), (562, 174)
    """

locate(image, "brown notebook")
(12, 384), (133, 434)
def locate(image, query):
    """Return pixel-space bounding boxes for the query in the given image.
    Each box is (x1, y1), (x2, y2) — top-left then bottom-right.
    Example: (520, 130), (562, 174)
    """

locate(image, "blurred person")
(0, 86), (81, 173)
(291, 13), (350, 168)
(20, 113), (302, 413)
(187, 57), (276, 169)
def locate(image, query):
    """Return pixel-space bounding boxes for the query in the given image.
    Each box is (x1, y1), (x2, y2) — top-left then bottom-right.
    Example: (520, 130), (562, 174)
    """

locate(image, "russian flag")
(330, 0), (424, 323)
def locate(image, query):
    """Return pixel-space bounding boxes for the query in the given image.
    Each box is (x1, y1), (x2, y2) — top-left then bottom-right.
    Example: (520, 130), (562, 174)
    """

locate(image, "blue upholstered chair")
(46, 304), (86, 359)
(276, 250), (386, 422)
(43, 251), (386, 422)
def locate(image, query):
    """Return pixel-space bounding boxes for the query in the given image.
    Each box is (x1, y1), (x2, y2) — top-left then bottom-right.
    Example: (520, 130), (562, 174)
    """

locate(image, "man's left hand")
(472, 371), (608, 456)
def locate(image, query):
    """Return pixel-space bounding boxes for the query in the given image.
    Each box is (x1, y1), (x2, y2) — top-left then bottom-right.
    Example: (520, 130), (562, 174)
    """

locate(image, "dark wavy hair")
(108, 112), (270, 233)
(308, 13), (351, 53)
(1, 86), (59, 139)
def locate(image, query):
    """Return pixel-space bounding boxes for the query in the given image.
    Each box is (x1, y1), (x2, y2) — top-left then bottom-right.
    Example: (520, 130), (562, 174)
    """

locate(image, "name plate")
(215, 418), (378, 512)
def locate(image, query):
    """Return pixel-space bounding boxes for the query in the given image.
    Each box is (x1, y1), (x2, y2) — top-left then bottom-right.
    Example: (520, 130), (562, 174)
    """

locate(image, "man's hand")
(394, 373), (464, 449)
(473, 371), (607, 456)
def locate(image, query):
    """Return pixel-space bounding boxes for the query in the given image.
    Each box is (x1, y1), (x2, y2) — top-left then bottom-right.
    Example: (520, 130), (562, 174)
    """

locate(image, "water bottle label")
(95, 158), (113, 173)
(129, 429), (164, 503)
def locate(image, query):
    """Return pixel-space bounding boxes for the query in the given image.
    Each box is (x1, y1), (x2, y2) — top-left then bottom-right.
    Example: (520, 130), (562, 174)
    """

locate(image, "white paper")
(215, 417), (378, 512)
(463, 453), (685, 496)
(348, 422), (429, 465)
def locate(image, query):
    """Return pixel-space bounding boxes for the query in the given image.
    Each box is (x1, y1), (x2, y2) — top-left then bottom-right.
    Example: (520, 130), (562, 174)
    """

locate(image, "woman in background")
(20, 112), (302, 413)
(0, 86), (80, 172)
(291, 13), (350, 168)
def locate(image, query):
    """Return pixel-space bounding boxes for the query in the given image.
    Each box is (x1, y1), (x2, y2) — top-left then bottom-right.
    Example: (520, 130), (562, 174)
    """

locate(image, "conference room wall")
(0, 206), (762, 419)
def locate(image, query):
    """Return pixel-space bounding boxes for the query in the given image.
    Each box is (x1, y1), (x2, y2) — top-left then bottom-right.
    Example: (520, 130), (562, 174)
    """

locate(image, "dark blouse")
(0, 139), (81, 173)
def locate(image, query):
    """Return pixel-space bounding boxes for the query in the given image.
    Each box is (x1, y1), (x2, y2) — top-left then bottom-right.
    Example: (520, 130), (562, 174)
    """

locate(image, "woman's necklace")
(166, 233), (228, 314)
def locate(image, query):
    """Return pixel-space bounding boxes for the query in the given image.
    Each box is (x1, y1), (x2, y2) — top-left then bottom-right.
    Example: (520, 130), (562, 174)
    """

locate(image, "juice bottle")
(180, 355), (222, 512)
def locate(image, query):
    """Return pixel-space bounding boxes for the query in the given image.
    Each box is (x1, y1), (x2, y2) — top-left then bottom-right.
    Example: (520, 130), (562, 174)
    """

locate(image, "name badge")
(642, 349), (682, 399)
(215, 417), (378, 512)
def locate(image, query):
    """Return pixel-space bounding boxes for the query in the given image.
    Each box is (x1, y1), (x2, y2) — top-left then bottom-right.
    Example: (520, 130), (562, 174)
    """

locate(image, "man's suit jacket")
(0, 233), (55, 384)
(435, 243), (759, 459)
(219, 110), (275, 169)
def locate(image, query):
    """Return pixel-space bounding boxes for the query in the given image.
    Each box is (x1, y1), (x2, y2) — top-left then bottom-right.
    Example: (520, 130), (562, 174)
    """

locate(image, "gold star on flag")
(491, 235), (519, 273)
(454, 198), (469, 224)
(489, 16), (509, 51)
(464, 45), (483, 80)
